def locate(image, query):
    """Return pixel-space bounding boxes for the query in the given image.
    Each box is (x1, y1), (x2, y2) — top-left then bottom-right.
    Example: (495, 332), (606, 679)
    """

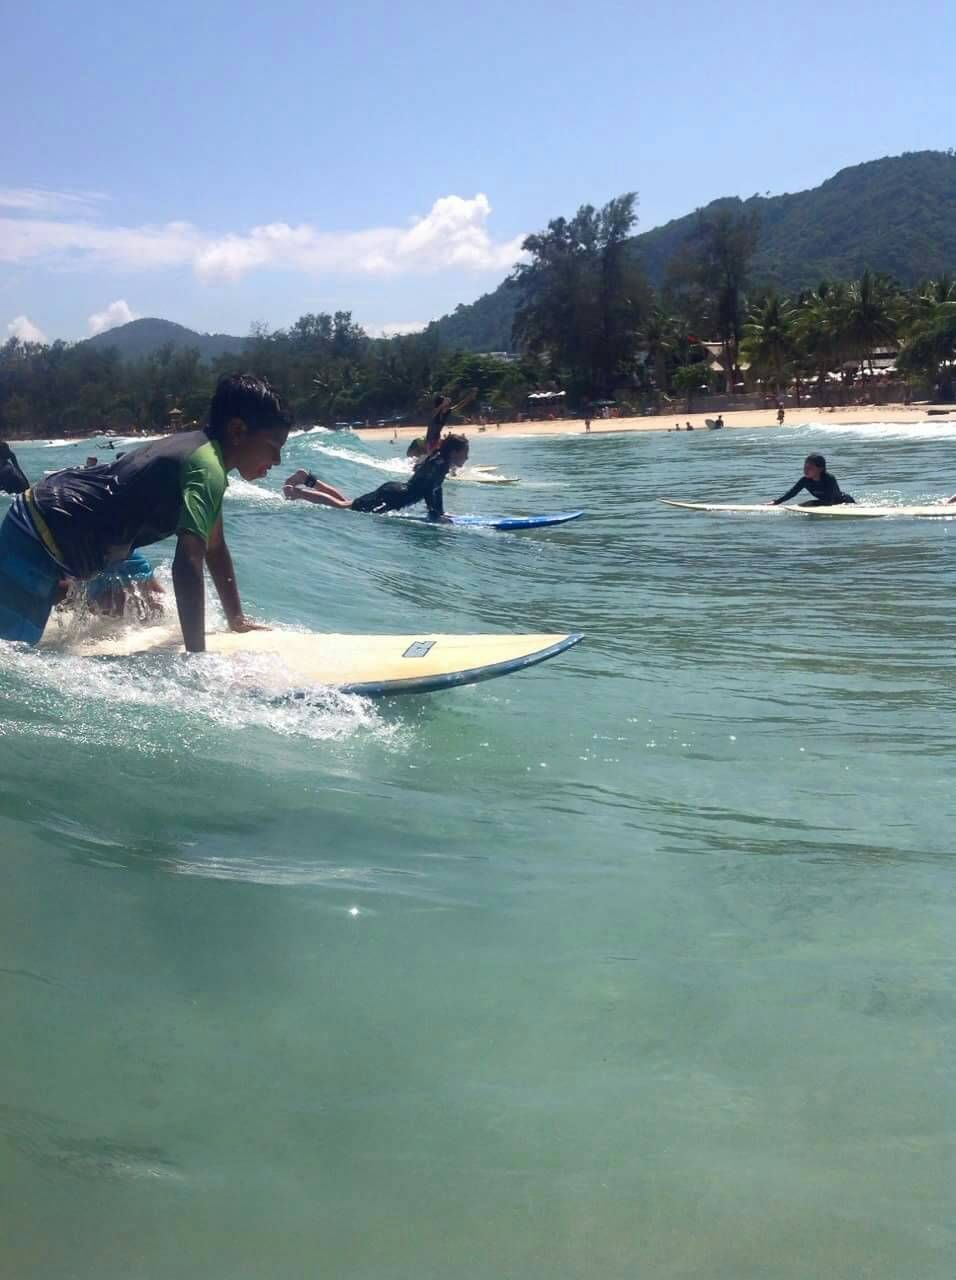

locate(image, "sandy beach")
(354, 402), (956, 445)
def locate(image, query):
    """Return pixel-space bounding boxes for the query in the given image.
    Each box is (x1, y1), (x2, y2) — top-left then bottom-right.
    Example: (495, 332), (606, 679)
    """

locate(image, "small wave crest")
(0, 631), (399, 750)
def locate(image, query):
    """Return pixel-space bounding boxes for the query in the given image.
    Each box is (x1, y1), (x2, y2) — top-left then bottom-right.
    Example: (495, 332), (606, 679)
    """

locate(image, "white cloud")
(6, 314), (48, 343)
(0, 194), (526, 284)
(0, 187), (105, 215)
(88, 299), (140, 335)
(373, 321), (429, 337)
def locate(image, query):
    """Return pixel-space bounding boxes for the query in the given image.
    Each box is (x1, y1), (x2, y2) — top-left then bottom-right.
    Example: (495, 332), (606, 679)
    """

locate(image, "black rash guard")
(21, 430), (228, 577)
(350, 452), (451, 519)
(774, 472), (854, 506)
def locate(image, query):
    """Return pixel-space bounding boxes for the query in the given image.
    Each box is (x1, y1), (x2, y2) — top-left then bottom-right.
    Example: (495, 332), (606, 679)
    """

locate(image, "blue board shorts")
(87, 550), (154, 601)
(0, 509), (63, 645)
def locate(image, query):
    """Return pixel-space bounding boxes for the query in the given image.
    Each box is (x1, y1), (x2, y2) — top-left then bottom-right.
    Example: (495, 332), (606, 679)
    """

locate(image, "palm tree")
(839, 270), (898, 379)
(741, 293), (795, 396)
(898, 299), (956, 401)
(792, 282), (849, 404)
(641, 308), (676, 395)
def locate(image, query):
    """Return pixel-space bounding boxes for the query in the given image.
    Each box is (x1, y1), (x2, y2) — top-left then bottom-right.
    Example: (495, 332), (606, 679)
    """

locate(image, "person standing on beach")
(0, 374), (290, 649)
(777, 405), (786, 425)
(0, 442), (29, 495)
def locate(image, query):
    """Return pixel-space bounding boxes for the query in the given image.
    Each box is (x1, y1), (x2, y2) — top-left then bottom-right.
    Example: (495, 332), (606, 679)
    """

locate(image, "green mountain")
(425, 151), (956, 352)
(83, 317), (248, 362)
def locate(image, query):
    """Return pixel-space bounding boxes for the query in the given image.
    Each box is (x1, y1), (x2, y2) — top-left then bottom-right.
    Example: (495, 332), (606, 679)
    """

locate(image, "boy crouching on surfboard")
(771, 454), (855, 507)
(0, 374), (290, 650)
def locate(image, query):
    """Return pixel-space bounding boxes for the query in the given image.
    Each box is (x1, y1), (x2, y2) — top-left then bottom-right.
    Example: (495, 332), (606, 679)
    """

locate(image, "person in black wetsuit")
(283, 434), (470, 521)
(424, 388), (477, 452)
(772, 453), (855, 506)
(0, 442), (29, 495)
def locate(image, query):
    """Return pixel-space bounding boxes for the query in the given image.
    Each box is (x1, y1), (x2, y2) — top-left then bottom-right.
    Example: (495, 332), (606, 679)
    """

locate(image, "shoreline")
(353, 402), (956, 444)
(7, 402), (956, 451)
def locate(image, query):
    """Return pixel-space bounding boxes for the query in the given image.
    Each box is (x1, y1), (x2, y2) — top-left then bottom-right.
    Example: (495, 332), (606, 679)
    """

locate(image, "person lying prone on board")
(0, 374), (291, 651)
(771, 453), (855, 507)
(283, 433), (470, 522)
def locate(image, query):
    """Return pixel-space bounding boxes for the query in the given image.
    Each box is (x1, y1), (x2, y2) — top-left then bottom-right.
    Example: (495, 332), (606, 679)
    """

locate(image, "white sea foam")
(0, 632), (399, 749)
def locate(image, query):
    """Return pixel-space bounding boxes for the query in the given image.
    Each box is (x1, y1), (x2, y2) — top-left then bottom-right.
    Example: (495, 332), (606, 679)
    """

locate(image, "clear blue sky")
(2, 0), (954, 343)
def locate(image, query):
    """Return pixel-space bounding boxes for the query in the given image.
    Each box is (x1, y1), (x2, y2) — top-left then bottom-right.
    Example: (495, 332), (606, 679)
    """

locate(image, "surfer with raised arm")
(0, 374), (290, 649)
(283, 433), (469, 522)
(771, 454), (855, 507)
(425, 388), (477, 453)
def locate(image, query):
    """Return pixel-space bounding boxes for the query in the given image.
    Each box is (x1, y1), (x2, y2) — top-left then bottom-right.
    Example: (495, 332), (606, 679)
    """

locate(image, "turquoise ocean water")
(1, 419), (955, 1278)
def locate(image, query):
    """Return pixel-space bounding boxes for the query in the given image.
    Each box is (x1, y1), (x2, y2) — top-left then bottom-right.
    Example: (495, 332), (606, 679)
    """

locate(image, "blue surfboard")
(403, 510), (584, 530)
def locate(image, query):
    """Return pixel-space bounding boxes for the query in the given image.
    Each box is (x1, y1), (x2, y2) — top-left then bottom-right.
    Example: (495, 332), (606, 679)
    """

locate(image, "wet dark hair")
(805, 453), (827, 471)
(207, 374), (291, 440)
(439, 432), (469, 459)
(433, 394), (445, 408)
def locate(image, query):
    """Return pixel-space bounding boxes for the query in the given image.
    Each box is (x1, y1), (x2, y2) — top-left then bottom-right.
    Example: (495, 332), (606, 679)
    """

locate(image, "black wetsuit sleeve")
(425, 481), (445, 520)
(425, 409), (449, 451)
(774, 478), (806, 505)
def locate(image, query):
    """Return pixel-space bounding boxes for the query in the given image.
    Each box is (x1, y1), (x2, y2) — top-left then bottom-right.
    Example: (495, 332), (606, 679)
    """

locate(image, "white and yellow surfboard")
(55, 627), (583, 697)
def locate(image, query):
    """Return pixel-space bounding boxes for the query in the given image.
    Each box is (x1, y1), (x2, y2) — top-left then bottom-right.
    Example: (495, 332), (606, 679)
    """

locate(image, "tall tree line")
(3, 193), (955, 439)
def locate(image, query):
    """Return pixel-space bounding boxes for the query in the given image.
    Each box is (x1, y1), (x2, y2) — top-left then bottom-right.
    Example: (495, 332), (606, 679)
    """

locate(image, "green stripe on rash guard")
(177, 439), (228, 542)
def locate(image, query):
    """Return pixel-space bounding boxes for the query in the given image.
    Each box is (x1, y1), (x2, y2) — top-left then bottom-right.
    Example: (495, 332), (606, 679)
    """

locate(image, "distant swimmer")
(283, 433), (470, 522)
(0, 442), (29, 495)
(772, 453), (855, 506)
(425, 388), (477, 453)
(0, 374), (290, 648)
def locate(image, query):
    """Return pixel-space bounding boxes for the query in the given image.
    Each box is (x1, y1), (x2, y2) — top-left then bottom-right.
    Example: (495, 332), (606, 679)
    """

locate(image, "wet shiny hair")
(805, 453), (827, 470)
(439, 432), (469, 459)
(208, 374), (291, 439)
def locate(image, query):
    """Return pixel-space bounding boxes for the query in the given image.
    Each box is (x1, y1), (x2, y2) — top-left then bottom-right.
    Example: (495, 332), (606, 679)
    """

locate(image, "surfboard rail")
(403, 510), (584, 530)
(341, 632), (584, 696)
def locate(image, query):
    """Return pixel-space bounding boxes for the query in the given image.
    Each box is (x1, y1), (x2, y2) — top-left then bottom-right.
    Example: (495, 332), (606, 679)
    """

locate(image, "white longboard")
(50, 627), (583, 697)
(452, 468), (519, 486)
(659, 499), (782, 513)
(788, 504), (956, 519)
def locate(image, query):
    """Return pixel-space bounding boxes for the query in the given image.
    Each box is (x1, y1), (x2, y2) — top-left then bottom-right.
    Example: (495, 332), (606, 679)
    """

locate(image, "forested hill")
(425, 151), (956, 352)
(83, 318), (247, 362)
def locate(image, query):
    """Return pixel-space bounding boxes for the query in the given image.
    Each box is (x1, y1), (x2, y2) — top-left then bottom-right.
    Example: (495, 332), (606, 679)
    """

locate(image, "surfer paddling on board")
(771, 454), (855, 507)
(283, 433), (469, 522)
(0, 374), (291, 649)
(425, 388), (477, 453)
